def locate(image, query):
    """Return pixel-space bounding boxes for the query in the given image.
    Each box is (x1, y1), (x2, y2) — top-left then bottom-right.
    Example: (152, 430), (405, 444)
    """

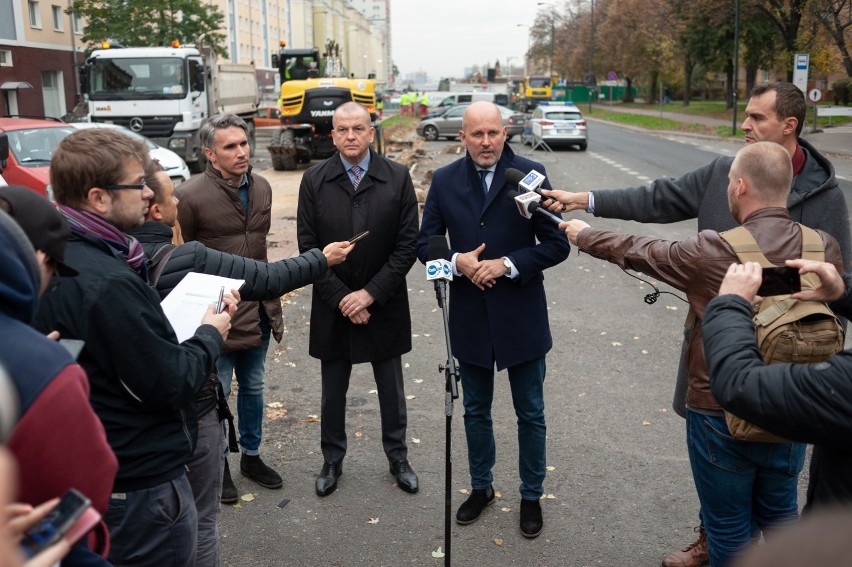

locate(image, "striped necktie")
(350, 165), (363, 189)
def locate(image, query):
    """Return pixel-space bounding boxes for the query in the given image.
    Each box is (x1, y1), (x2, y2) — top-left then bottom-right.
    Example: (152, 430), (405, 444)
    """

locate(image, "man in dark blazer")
(297, 102), (420, 497)
(416, 101), (570, 538)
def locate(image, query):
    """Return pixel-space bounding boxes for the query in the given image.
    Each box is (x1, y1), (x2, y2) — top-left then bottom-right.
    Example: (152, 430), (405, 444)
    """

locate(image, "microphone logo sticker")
(428, 264), (440, 277)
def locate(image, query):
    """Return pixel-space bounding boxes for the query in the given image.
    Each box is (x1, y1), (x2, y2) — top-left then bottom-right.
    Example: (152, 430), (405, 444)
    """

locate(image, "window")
(28, 0), (41, 28)
(52, 5), (63, 31)
(0, 50), (11, 67)
(72, 12), (82, 34)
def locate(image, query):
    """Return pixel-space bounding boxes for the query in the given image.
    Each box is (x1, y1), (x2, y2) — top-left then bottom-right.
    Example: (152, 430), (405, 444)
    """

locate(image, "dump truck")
(79, 42), (259, 173)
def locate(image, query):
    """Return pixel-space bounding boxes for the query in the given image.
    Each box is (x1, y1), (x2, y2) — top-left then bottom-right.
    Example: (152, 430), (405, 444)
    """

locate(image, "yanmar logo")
(310, 110), (335, 117)
(95, 105), (112, 111)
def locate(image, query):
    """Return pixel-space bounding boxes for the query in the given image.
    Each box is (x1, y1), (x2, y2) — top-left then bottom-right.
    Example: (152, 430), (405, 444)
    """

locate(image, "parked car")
(0, 117), (77, 199)
(528, 103), (588, 150)
(69, 122), (191, 186)
(416, 105), (527, 142)
(255, 106), (282, 127)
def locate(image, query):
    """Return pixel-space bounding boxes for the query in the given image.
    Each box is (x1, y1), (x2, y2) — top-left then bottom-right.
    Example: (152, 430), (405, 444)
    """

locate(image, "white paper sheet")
(160, 272), (245, 343)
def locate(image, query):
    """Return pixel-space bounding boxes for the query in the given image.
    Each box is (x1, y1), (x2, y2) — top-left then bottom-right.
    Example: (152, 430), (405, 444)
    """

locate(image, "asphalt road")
(218, 123), (852, 566)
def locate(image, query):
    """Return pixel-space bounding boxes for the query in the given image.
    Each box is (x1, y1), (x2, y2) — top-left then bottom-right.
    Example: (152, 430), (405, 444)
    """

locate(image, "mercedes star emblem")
(129, 117), (144, 132)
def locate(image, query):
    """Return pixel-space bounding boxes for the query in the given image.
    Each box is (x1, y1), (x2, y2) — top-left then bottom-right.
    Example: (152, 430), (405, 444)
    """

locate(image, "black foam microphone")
(426, 235), (453, 282)
(505, 167), (547, 196)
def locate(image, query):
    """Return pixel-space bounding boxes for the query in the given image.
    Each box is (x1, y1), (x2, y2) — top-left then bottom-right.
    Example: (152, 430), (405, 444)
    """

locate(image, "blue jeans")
(686, 409), (805, 567)
(459, 357), (546, 501)
(217, 313), (271, 455)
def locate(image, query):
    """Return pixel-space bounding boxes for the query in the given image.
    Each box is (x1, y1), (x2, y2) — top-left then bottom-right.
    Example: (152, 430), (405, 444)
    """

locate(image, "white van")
(437, 92), (510, 108)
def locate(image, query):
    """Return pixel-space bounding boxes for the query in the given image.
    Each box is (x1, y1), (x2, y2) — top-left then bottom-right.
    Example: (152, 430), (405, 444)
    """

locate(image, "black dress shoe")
(520, 498), (543, 538)
(316, 462), (342, 497)
(389, 459), (419, 493)
(240, 454), (283, 489)
(456, 485), (495, 525)
(221, 460), (238, 504)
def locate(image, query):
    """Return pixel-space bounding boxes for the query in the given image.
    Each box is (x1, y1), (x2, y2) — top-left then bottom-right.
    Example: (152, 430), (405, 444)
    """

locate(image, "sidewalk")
(589, 102), (852, 159)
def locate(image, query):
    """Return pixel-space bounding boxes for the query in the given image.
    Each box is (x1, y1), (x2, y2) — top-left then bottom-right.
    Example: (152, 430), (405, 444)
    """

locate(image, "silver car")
(528, 104), (588, 150)
(416, 105), (527, 142)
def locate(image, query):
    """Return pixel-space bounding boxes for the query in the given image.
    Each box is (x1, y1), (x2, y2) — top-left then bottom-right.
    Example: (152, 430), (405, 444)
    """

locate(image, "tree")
(69, 0), (227, 58)
(810, 0), (852, 76)
(758, 0), (814, 81)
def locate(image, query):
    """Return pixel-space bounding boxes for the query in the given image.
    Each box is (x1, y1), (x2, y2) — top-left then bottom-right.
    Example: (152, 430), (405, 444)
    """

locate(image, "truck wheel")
(423, 125), (439, 141)
(189, 154), (207, 174)
(269, 129), (297, 171)
(372, 124), (385, 155)
(271, 153), (297, 170)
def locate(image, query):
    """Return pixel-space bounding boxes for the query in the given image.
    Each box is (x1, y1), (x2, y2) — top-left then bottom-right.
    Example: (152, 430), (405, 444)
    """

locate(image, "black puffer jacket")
(703, 277), (852, 511)
(129, 222), (328, 301)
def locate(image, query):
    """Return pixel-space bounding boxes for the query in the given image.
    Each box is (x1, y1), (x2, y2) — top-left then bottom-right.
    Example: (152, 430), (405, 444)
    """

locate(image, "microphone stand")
(433, 276), (459, 567)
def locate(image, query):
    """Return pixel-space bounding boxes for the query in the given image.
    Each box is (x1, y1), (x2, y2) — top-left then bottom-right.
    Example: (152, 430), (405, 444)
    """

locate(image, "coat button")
(354, 201), (360, 208)
(480, 222), (486, 228)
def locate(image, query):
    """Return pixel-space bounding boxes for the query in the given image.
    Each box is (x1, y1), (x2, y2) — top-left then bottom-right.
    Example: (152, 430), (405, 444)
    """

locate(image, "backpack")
(718, 224), (844, 443)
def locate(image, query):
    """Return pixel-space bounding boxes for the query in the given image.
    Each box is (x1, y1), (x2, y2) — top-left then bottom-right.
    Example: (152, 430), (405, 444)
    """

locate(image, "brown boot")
(662, 526), (709, 567)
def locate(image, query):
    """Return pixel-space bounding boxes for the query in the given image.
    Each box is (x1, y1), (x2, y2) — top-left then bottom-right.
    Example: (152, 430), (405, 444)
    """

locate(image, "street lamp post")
(537, 2), (556, 77)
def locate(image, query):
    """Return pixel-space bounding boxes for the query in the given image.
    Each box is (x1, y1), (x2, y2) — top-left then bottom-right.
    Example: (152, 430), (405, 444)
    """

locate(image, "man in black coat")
(704, 259), (852, 512)
(297, 102), (420, 497)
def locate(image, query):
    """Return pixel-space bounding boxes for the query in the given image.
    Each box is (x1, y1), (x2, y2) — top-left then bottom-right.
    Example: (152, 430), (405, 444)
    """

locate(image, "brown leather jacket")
(176, 164), (284, 350)
(576, 208), (843, 411)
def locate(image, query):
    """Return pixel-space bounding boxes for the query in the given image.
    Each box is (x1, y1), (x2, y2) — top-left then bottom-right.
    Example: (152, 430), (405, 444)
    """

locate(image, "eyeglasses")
(103, 181), (147, 191)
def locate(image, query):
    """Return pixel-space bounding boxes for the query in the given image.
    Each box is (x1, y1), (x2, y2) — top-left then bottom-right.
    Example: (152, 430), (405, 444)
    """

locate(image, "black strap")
(148, 243), (177, 287)
(215, 380), (239, 453)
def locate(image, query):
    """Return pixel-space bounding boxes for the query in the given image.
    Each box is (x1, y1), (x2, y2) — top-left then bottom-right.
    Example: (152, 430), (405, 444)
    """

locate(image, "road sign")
(793, 53), (809, 93)
(808, 88), (823, 103)
(606, 71), (617, 80)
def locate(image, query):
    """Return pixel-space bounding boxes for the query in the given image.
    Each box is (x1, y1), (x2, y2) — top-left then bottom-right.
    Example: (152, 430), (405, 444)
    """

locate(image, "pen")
(216, 286), (225, 314)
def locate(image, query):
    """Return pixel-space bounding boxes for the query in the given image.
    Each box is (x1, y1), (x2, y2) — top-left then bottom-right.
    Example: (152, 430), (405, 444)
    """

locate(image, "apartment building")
(0, 0), (86, 117)
(0, 0), (391, 117)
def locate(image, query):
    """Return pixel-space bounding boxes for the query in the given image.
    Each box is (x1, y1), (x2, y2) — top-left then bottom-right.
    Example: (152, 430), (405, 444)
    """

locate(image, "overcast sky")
(390, 0), (539, 80)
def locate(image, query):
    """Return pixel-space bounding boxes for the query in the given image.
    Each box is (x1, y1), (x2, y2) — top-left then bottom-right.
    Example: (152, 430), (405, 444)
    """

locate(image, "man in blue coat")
(417, 101), (570, 538)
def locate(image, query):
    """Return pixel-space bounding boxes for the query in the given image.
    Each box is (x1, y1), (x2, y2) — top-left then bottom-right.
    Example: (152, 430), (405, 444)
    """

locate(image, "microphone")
(507, 190), (564, 226)
(506, 167), (547, 196)
(426, 235), (453, 282)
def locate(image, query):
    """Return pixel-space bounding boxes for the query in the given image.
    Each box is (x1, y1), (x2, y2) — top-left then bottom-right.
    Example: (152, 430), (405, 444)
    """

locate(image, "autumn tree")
(809, 0), (852, 76)
(69, 0), (227, 57)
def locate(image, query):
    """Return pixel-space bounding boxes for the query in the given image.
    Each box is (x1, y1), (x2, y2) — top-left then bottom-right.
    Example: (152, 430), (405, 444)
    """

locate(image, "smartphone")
(20, 488), (92, 558)
(58, 339), (85, 360)
(349, 230), (369, 244)
(758, 266), (801, 296)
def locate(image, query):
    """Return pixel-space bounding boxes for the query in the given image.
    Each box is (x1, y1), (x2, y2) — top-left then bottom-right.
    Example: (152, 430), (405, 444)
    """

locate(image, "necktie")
(479, 169), (489, 194)
(350, 165), (363, 190)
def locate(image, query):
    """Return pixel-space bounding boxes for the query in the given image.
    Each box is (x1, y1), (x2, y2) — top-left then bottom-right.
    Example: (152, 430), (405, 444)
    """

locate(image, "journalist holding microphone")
(416, 101), (570, 538)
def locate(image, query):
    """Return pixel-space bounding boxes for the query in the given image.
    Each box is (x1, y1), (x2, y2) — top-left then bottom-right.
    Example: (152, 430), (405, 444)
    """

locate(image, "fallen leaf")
(546, 466), (556, 471)
(232, 503), (242, 508)
(642, 420), (651, 426)
(545, 494), (556, 499)
(414, 379), (424, 384)
(493, 538), (504, 546)
(355, 431), (363, 438)
(578, 392), (587, 398)
(495, 491), (502, 498)
(600, 331), (607, 336)
(412, 334), (420, 338)
(570, 328), (578, 333)
(500, 507), (511, 512)
(406, 395), (416, 400)
(432, 548), (445, 558)
(368, 389), (378, 394)
(633, 336), (640, 340)
(424, 333), (431, 337)
(403, 363), (410, 368)
(368, 517), (379, 524)
(411, 438), (420, 444)
(665, 305), (679, 311)
(658, 408), (668, 413)
(611, 341), (622, 347)
(267, 401), (284, 409)
(459, 488), (469, 494)
(641, 349), (649, 355)
(303, 415), (320, 423)
(266, 409), (288, 420)
(241, 493), (255, 502)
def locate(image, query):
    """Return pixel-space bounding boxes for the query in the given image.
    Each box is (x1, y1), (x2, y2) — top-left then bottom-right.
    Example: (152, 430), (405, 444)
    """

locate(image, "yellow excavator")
(267, 40), (382, 170)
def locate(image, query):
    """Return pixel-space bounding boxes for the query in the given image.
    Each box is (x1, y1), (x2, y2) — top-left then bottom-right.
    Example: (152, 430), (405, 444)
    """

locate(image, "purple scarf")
(57, 205), (148, 281)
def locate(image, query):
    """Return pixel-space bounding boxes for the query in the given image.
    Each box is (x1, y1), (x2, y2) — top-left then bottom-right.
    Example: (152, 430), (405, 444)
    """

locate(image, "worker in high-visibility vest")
(399, 92), (409, 116)
(419, 92), (430, 117)
(376, 95), (384, 119)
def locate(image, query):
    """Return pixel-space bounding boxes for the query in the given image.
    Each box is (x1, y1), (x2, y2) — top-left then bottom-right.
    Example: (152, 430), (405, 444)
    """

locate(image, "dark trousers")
(320, 356), (408, 464)
(104, 474), (197, 567)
